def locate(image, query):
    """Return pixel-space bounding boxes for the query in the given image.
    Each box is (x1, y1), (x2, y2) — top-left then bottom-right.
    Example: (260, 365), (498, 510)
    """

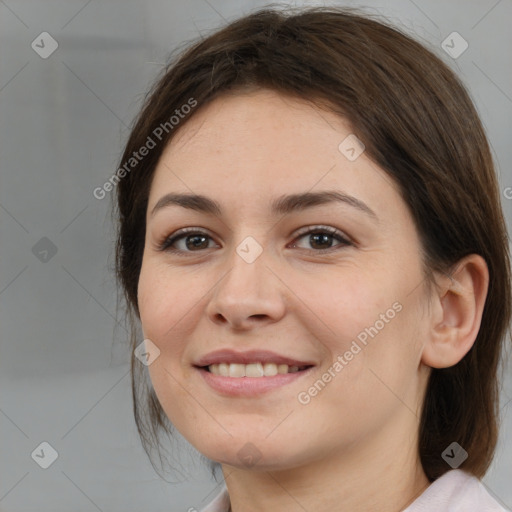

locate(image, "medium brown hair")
(114, 5), (511, 481)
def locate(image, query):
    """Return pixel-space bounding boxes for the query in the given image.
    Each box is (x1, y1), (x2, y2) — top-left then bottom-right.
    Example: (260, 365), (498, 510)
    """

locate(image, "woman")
(114, 6), (511, 511)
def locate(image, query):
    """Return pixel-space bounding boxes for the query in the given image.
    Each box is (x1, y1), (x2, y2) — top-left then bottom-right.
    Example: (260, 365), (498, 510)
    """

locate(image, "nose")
(206, 244), (286, 331)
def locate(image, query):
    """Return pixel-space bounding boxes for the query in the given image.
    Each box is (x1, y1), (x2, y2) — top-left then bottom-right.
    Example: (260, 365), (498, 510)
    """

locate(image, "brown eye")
(182, 234), (210, 251)
(159, 229), (217, 253)
(290, 226), (352, 252)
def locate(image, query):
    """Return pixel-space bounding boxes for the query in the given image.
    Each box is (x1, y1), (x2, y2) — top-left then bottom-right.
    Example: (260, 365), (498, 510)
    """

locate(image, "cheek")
(305, 305), (423, 437)
(137, 260), (192, 353)
(137, 262), (201, 427)
(311, 273), (398, 347)
(314, 269), (423, 388)
(138, 264), (190, 372)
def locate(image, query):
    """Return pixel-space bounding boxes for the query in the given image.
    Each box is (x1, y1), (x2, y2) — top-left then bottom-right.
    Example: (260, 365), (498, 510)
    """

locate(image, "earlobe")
(421, 254), (489, 369)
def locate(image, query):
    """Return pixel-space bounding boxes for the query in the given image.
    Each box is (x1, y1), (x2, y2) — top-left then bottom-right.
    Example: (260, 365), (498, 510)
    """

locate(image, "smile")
(193, 349), (316, 396)
(196, 365), (314, 396)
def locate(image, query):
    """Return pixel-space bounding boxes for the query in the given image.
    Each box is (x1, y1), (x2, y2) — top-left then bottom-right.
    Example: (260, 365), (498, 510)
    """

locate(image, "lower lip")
(196, 366), (314, 396)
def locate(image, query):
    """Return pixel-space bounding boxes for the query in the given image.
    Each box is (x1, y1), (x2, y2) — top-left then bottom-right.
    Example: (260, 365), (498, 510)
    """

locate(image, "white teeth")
(263, 363), (278, 376)
(207, 362), (308, 376)
(245, 363), (264, 377)
(229, 363), (245, 377)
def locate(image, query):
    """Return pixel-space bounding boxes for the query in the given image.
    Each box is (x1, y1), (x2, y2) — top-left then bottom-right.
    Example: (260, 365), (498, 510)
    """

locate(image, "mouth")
(194, 349), (315, 377)
(193, 349), (316, 396)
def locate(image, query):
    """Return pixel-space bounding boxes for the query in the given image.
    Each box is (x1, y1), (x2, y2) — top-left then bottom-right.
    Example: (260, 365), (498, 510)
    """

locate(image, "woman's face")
(138, 89), (432, 471)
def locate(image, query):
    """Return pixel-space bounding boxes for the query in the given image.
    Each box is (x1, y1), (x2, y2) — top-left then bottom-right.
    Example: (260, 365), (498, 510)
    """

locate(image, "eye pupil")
(310, 233), (332, 249)
(186, 235), (209, 250)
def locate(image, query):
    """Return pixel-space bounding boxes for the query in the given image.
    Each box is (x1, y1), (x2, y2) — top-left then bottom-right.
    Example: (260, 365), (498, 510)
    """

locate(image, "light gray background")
(1, 0), (511, 511)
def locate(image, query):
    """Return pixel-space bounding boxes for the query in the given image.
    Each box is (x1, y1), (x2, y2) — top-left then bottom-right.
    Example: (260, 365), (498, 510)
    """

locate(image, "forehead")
(164, 89), (349, 172)
(148, 89), (402, 221)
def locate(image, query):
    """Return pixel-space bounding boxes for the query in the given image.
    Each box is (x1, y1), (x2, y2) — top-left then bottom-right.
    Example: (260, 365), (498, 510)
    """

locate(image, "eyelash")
(157, 225), (353, 255)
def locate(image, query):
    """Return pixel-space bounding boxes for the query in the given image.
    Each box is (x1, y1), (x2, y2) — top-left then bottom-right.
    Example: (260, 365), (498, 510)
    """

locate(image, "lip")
(193, 349), (316, 397)
(194, 349), (315, 367)
(196, 366), (315, 397)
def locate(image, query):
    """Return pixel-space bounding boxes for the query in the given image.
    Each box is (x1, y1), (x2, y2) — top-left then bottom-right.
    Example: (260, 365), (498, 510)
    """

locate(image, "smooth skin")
(137, 89), (489, 512)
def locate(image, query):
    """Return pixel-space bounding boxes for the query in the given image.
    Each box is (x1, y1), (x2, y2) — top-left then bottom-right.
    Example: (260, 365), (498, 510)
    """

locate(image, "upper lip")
(195, 349), (315, 367)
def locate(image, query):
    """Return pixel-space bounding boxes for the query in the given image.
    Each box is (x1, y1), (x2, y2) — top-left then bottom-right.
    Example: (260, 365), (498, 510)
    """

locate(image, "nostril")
(250, 314), (267, 320)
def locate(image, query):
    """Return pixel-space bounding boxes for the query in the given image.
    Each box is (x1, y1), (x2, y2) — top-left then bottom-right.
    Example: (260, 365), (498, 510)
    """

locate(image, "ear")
(421, 254), (489, 369)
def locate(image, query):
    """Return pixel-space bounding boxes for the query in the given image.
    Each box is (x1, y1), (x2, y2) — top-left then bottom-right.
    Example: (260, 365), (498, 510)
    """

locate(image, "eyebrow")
(150, 190), (378, 221)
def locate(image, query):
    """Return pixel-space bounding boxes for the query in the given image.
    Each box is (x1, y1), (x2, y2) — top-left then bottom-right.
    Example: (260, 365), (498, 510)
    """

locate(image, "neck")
(221, 411), (431, 512)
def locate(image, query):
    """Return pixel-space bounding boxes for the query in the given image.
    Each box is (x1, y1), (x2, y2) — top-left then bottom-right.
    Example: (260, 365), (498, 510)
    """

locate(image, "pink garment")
(199, 470), (510, 511)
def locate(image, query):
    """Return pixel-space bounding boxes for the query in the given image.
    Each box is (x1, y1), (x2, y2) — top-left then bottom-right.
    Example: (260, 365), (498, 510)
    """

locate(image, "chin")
(191, 434), (311, 472)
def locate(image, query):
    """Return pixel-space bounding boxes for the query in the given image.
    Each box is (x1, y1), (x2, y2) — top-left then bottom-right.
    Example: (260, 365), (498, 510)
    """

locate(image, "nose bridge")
(216, 236), (269, 303)
(206, 235), (286, 327)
